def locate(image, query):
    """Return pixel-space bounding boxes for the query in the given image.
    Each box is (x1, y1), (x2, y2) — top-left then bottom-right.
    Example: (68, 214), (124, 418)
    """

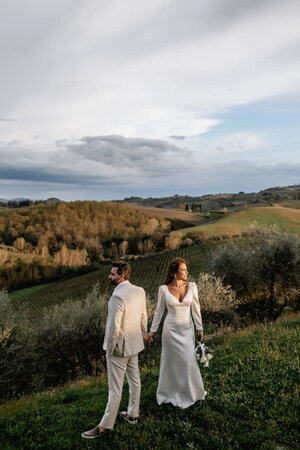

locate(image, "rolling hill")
(178, 205), (300, 238)
(123, 184), (300, 209)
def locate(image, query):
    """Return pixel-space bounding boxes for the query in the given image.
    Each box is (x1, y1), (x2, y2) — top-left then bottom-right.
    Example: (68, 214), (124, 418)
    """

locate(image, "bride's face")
(176, 263), (188, 281)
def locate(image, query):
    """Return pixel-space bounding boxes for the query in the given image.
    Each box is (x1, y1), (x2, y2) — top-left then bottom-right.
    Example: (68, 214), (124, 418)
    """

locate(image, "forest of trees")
(0, 201), (170, 290)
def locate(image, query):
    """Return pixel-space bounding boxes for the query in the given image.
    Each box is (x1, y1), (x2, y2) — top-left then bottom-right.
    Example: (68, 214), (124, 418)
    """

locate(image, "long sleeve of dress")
(191, 282), (203, 331)
(150, 285), (166, 333)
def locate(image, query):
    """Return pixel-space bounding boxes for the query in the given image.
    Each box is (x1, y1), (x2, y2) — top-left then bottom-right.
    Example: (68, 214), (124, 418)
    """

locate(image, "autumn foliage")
(0, 201), (170, 290)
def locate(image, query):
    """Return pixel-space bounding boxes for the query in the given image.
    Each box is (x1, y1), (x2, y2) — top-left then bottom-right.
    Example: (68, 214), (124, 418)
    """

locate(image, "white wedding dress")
(150, 282), (206, 408)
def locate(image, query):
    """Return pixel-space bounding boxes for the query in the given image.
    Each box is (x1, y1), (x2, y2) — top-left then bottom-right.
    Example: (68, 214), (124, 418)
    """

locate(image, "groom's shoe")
(81, 425), (107, 439)
(120, 411), (138, 424)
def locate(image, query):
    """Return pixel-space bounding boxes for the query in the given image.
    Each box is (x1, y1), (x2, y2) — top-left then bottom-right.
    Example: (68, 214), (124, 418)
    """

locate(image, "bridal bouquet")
(195, 342), (213, 367)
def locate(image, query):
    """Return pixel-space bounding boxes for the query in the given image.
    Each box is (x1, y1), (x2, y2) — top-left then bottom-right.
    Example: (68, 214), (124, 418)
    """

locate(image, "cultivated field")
(131, 204), (208, 225)
(9, 244), (216, 317)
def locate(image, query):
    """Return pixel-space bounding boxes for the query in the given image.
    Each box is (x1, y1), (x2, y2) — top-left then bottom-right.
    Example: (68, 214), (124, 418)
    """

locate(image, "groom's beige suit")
(99, 280), (147, 429)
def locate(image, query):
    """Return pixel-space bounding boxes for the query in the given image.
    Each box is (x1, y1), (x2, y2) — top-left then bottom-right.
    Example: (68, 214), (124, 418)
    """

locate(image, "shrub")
(208, 243), (250, 295)
(196, 273), (239, 328)
(197, 273), (238, 312)
(209, 230), (300, 320)
(164, 231), (182, 250)
(255, 234), (300, 318)
(0, 289), (36, 399)
(33, 283), (108, 388)
(0, 289), (14, 342)
(0, 284), (109, 400)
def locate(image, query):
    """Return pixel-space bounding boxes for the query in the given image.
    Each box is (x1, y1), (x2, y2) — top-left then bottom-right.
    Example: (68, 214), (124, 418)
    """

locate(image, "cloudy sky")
(0, 0), (299, 201)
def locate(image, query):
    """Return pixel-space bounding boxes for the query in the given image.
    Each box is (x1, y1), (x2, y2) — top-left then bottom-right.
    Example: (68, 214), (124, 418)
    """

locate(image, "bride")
(147, 257), (206, 408)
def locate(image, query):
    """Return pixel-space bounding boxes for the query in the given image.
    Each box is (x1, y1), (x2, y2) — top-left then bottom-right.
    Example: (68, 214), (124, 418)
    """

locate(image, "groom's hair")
(112, 261), (131, 280)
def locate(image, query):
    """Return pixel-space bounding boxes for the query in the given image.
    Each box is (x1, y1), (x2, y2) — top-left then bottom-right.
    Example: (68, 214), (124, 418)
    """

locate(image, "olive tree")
(209, 231), (300, 319)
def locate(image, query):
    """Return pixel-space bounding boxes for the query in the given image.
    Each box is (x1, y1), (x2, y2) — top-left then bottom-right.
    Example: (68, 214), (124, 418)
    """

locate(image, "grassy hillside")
(0, 313), (299, 450)
(180, 205), (300, 238)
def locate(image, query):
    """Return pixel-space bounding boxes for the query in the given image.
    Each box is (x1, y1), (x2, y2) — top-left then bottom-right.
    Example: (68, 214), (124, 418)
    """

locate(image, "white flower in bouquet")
(195, 342), (213, 367)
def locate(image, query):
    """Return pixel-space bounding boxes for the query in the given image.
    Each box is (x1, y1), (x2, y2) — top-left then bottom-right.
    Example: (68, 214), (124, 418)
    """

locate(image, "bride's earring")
(174, 273), (180, 287)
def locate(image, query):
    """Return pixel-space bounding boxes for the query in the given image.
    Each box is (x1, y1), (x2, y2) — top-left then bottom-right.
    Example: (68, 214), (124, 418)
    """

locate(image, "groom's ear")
(118, 273), (126, 283)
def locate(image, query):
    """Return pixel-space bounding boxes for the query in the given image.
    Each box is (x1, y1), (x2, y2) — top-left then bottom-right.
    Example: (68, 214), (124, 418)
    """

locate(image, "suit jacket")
(103, 281), (147, 357)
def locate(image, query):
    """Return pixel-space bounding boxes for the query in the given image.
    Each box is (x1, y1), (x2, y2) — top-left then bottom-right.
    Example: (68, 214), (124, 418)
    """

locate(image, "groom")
(82, 261), (147, 438)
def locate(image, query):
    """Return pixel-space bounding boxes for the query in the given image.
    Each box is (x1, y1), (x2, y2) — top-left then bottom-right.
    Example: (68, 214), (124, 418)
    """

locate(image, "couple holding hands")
(82, 257), (206, 439)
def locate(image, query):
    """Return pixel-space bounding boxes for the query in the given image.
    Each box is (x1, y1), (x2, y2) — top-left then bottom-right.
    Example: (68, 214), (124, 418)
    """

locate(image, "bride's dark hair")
(164, 257), (187, 285)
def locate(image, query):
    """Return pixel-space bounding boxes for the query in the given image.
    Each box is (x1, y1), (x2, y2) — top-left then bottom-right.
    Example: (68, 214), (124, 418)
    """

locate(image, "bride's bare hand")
(146, 332), (155, 344)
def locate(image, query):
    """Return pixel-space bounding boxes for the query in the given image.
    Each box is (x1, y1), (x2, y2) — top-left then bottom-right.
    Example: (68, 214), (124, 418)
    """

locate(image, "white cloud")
(0, 0), (299, 199)
(1, 0), (299, 142)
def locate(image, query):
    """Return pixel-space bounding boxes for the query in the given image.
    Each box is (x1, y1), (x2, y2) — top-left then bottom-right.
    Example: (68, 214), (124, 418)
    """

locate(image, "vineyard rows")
(10, 244), (215, 318)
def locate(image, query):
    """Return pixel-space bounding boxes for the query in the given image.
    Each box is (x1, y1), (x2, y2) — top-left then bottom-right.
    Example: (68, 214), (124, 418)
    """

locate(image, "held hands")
(145, 331), (155, 344)
(196, 330), (204, 342)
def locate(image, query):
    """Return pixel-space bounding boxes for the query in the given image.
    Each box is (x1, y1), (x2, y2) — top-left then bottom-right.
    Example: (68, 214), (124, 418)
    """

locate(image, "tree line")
(0, 199), (51, 208)
(0, 201), (171, 290)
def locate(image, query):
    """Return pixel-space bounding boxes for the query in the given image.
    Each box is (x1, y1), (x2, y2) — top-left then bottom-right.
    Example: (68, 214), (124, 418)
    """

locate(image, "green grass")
(179, 206), (300, 238)
(1, 314), (299, 450)
(8, 283), (55, 300)
(8, 267), (110, 317)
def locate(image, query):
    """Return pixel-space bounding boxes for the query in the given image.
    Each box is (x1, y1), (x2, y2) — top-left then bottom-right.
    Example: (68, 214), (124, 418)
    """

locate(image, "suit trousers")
(99, 353), (141, 429)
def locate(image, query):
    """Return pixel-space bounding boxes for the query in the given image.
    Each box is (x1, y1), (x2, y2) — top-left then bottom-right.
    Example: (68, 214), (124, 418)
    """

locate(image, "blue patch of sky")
(189, 96), (300, 164)
(209, 96), (300, 136)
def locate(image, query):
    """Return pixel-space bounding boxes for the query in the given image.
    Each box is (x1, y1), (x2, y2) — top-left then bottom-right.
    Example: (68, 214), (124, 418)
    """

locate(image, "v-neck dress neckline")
(165, 283), (190, 303)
